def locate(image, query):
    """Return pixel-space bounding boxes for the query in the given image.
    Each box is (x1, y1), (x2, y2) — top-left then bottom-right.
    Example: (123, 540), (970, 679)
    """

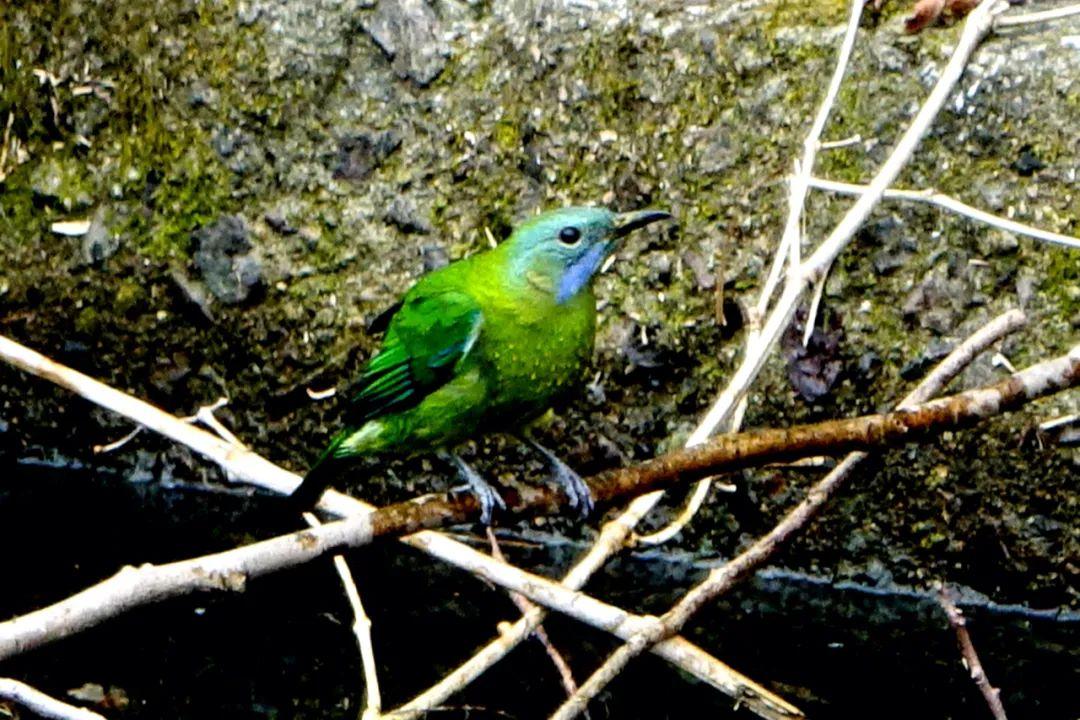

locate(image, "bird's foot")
(440, 451), (506, 525)
(548, 457), (594, 518)
(523, 437), (594, 518)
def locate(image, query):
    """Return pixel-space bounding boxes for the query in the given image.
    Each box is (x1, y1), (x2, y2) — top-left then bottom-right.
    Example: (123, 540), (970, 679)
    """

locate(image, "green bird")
(290, 206), (671, 521)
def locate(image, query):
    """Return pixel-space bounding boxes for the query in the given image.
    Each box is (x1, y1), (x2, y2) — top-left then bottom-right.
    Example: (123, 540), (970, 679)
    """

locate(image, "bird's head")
(504, 206), (671, 304)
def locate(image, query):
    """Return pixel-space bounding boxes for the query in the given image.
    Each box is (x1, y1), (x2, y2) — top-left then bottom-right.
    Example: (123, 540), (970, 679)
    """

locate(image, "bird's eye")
(558, 226), (582, 245)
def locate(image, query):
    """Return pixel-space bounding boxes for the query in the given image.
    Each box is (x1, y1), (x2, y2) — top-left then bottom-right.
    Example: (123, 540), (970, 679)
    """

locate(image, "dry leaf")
(905, 0), (984, 33)
(904, 0), (947, 32)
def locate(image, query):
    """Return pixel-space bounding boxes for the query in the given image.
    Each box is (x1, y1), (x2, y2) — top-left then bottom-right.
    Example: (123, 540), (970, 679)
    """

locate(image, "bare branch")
(0, 333), (799, 720)
(995, 3), (1080, 27)
(0, 679), (107, 720)
(691, 0), (1010, 450)
(2, 336), (1074, 672)
(304, 513), (382, 720)
(486, 529), (581, 706)
(808, 177), (1080, 251)
(937, 586), (1010, 720)
(549, 307), (1029, 719)
(638, 0), (866, 546)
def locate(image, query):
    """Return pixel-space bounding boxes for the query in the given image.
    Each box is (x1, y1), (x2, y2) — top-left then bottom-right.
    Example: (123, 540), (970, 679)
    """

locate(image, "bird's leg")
(438, 450), (506, 524)
(520, 433), (594, 517)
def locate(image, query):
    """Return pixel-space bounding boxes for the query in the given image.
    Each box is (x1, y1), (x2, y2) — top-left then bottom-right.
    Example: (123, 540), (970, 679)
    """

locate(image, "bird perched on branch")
(290, 206), (672, 522)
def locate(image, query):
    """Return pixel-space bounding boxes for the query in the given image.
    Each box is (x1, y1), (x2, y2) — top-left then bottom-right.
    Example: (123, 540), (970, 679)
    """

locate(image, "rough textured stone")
(192, 215), (263, 305)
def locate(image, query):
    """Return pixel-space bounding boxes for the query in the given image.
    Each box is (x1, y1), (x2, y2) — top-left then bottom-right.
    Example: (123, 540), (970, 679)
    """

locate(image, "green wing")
(344, 289), (483, 425)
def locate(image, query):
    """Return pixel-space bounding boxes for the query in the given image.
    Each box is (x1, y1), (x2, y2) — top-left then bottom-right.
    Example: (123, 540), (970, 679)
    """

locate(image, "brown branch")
(369, 345), (1079, 537)
(0, 343), (1074, 666)
(0, 334), (799, 720)
(937, 586), (1009, 720)
(547, 310), (1031, 719)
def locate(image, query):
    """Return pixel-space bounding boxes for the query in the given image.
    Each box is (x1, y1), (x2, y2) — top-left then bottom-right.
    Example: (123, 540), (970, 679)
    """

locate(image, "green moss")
(74, 305), (103, 335)
(765, 0), (848, 28)
(0, 0), (266, 259)
(113, 280), (146, 316)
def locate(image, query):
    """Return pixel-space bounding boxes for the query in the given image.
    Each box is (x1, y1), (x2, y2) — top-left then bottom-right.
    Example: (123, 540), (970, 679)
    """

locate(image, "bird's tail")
(287, 435), (347, 511)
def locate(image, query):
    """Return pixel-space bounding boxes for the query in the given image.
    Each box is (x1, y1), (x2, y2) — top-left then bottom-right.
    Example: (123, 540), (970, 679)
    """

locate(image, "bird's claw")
(443, 451), (505, 525)
(522, 435), (595, 519)
(550, 461), (594, 519)
(472, 480), (506, 525)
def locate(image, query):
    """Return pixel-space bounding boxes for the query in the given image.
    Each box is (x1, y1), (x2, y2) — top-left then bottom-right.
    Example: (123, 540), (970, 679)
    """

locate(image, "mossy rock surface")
(1, 0), (1078, 611)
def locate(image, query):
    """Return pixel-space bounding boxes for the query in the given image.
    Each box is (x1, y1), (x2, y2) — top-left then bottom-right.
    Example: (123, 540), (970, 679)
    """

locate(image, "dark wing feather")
(343, 289), (482, 425)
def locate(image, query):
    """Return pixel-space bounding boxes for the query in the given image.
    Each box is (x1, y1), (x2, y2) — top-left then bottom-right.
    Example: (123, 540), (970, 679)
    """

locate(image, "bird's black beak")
(612, 209), (672, 238)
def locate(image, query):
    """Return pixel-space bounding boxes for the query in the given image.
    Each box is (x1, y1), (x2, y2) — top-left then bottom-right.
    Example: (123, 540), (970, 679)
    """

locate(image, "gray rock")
(192, 215), (263, 305)
(385, 195), (432, 234)
(421, 243), (449, 271)
(333, 130), (402, 181)
(363, 0), (450, 86)
(81, 208), (120, 265)
(186, 79), (220, 108)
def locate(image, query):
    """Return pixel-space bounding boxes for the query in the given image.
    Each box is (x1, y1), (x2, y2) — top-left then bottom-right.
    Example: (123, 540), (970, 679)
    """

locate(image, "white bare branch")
(807, 176), (1080, 250)
(0, 678), (107, 720)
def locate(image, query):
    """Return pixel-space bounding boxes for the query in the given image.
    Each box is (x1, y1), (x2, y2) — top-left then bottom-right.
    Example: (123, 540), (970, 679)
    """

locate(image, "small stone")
(187, 79), (219, 108)
(82, 207), (120, 265)
(265, 213), (298, 236)
(977, 182), (1007, 211)
(857, 215), (903, 246)
(872, 249), (907, 275)
(385, 195), (432, 234)
(211, 126), (244, 158)
(421, 243), (449, 271)
(857, 351), (881, 374)
(333, 130), (401, 182)
(236, 2), (261, 26)
(1012, 146), (1044, 176)
(977, 230), (1019, 255)
(681, 250), (715, 290)
(362, 0), (450, 86)
(192, 215), (263, 305)
(646, 252), (673, 284)
(1016, 270), (1037, 307)
(684, 123), (738, 174)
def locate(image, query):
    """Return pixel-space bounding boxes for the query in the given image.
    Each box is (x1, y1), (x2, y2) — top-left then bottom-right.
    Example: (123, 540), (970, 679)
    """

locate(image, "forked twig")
(0, 333), (798, 720)
(808, 177), (1080, 250)
(304, 513), (383, 720)
(486, 529), (582, 708)
(995, 2), (1080, 27)
(637, 0), (867, 547)
(548, 305), (1031, 719)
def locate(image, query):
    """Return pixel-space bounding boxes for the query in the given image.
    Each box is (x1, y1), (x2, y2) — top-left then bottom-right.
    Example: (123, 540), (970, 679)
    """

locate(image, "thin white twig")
(636, 0), (865, 545)
(304, 513), (382, 720)
(182, 397), (246, 449)
(690, 0), (1010, 459)
(1039, 413), (1078, 431)
(818, 134), (863, 150)
(401, 535), (804, 720)
(808, 177), (1080, 250)
(996, 3), (1080, 27)
(549, 305), (1029, 720)
(801, 270), (828, 348)
(0, 678), (107, 720)
(93, 426), (143, 454)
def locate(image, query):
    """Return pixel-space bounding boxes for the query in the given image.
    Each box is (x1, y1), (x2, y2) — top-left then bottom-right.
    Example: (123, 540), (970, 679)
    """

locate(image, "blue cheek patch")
(556, 243), (608, 304)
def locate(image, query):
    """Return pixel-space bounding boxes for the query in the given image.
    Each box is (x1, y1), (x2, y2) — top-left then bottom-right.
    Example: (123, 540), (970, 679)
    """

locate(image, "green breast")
(450, 248), (596, 426)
